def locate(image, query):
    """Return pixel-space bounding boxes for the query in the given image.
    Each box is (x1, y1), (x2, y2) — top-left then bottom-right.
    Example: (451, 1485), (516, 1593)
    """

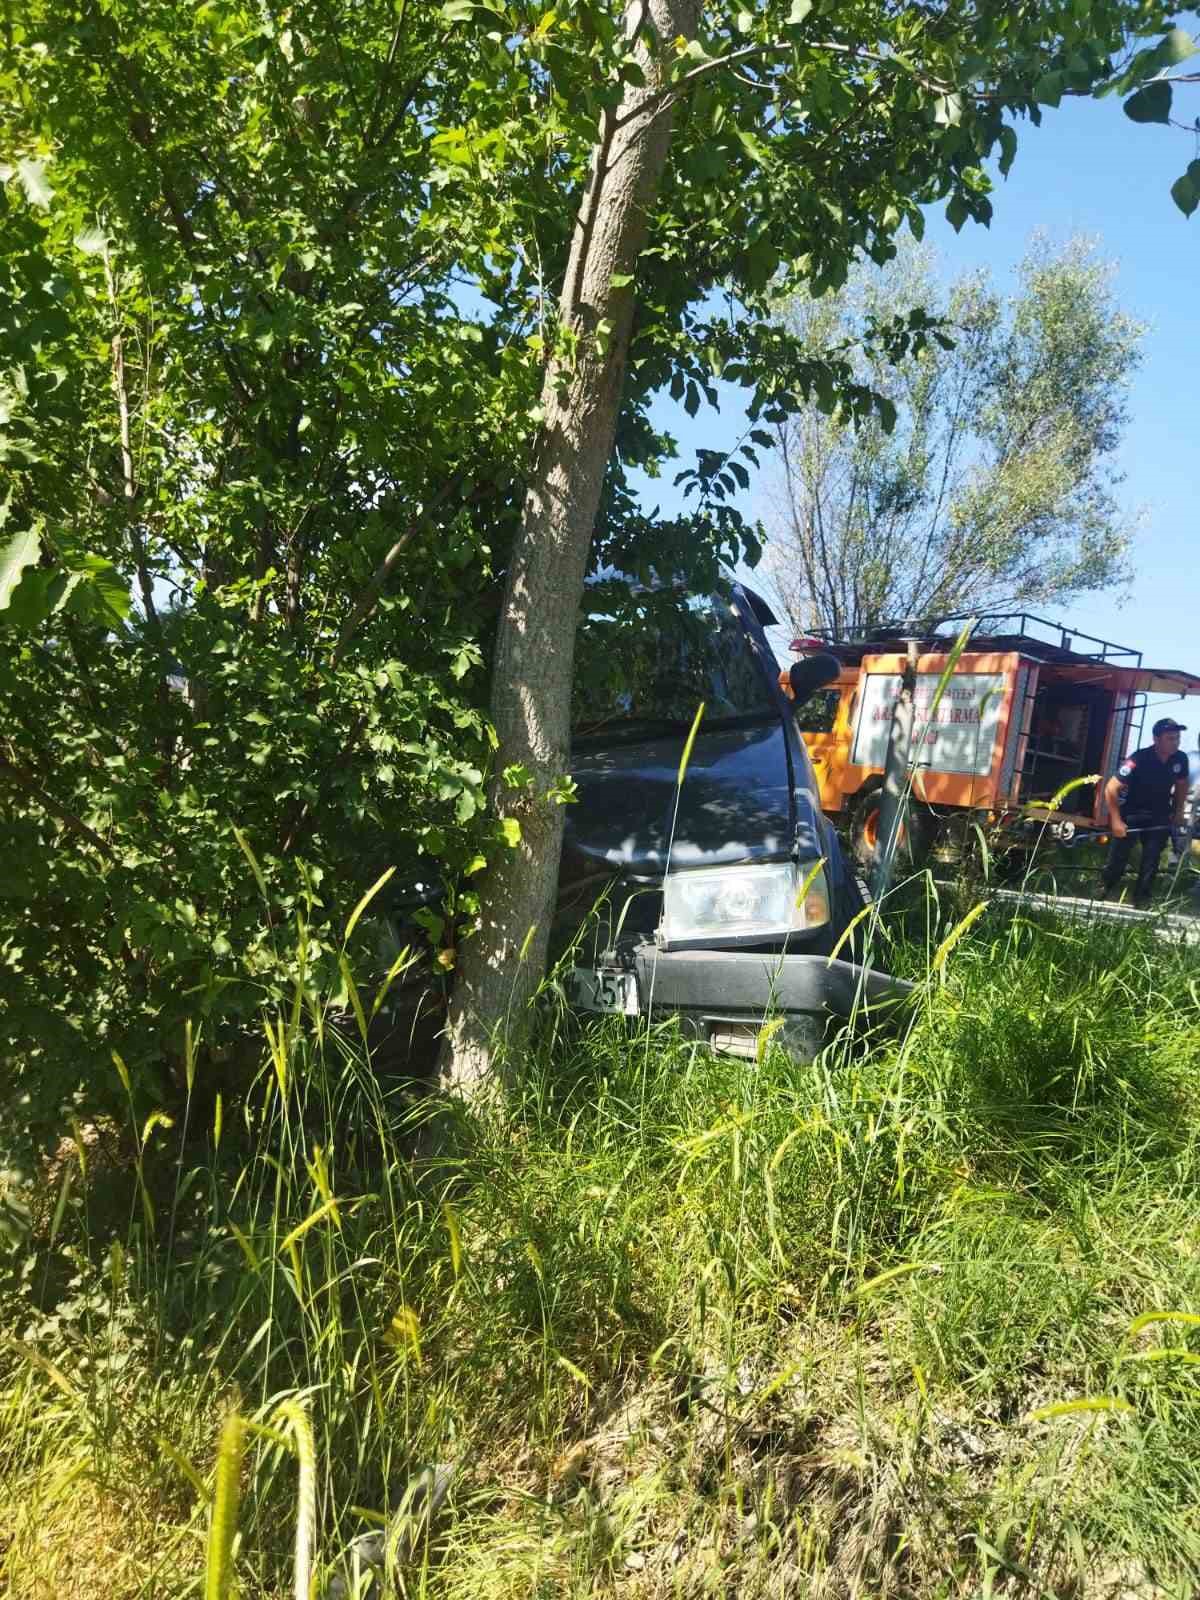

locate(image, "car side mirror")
(788, 652), (840, 707)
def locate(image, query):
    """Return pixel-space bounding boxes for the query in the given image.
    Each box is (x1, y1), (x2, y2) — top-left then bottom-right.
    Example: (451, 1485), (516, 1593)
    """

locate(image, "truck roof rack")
(804, 611), (1142, 669)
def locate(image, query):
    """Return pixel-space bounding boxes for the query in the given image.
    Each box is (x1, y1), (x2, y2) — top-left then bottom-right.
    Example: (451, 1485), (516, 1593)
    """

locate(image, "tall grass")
(2, 899), (1200, 1598)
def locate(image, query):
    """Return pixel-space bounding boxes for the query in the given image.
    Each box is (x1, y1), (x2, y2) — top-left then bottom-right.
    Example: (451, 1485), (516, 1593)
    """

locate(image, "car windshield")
(572, 583), (774, 738)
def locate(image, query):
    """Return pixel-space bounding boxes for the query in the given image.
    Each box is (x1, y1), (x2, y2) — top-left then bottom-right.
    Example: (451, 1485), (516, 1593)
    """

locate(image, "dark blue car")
(547, 574), (908, 1058)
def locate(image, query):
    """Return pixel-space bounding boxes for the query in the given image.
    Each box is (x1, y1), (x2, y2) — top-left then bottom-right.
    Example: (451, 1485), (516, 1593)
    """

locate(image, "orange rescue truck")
(787, 613), (1200, 869)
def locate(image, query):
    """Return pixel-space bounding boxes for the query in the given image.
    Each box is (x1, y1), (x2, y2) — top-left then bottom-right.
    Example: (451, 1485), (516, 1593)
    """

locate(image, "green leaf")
(45, 571), (82, 616)
(15, 156), (54, 209)
(734, 127), (771, 166)
(945, 192), (968, 232)
(0, 525), (41, 611)
(1170, 173), (1197, 217)
(499, 816), (521, 847)
(997, 125), (1018, 177)
(933, 92), (962, 126)
(1124, 81), (1172, 124)
(742, 236), (778, 291)
(5, 567), (55, 630)
(74, 556), (132, 625)
(1032, 72), (1063, 107)
(1161, 27), (1197, 64)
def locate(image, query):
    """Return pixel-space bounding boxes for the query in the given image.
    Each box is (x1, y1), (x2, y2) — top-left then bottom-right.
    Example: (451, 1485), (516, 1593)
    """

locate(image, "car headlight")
(660, 860), (830, 948)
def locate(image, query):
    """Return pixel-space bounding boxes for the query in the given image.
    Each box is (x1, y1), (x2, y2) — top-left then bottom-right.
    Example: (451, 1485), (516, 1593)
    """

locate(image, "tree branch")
(0, 750), (117, 862)
(616, 35), (973, 132)
(103, 247), (159, 632)
(366, 0), (411, 145)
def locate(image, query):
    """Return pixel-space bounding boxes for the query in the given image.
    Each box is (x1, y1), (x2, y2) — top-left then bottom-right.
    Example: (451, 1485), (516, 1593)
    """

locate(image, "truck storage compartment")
(1018, 680), (1114, 813)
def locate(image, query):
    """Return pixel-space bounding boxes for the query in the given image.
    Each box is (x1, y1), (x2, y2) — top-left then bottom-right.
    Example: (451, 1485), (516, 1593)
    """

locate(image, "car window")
(572, 585), (774, 736)
(794, 687), (840, 734)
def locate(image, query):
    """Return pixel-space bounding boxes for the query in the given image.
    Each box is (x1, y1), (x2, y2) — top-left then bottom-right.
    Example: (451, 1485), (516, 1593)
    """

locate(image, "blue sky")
(630, 81), (1200, 732)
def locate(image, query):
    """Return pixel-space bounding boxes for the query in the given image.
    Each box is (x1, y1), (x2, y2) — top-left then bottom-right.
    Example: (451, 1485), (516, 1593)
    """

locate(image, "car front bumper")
(625, 942), (913, 1060)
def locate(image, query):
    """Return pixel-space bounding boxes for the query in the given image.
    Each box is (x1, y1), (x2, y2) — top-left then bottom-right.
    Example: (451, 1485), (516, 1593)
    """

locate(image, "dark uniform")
(1101, 743), (1190, 901)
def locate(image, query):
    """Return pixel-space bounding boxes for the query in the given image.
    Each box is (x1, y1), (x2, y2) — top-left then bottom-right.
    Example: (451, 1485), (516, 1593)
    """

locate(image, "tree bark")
(443, 0), (699, 1091)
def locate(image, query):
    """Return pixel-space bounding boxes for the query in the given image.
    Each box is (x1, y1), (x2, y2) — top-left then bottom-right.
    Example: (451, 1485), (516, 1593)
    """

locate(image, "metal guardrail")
(986, 887), (1200, 946)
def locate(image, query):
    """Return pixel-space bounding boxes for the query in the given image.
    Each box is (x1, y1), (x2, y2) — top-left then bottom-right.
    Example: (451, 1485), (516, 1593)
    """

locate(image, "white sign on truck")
(851, 672), (1006, 777)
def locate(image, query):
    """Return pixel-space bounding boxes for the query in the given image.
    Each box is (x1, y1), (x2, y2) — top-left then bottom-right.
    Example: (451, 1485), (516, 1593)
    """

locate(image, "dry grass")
(1, 1461), (203, 1600)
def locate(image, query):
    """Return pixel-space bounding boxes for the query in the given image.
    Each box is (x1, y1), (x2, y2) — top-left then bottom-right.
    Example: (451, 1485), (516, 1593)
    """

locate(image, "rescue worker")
(1098, 717), (1190, 905)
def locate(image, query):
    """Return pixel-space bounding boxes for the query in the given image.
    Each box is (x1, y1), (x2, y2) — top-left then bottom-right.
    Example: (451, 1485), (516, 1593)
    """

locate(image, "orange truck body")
(798, 644), (1200, 840)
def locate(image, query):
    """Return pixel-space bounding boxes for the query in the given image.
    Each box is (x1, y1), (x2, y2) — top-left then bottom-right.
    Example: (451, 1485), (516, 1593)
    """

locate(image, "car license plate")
(569, 967), (639, 1016)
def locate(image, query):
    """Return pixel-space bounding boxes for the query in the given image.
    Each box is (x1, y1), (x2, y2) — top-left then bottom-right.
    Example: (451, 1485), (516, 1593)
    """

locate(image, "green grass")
(3, 901), (1200, 1598)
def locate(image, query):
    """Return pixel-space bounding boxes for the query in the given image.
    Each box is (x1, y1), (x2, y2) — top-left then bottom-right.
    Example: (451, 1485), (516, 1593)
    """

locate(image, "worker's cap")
(1152, 717), (1187, 736)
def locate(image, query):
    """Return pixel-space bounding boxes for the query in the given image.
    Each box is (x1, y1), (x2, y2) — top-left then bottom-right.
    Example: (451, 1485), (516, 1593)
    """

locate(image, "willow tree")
(765, 236), (1144, 641)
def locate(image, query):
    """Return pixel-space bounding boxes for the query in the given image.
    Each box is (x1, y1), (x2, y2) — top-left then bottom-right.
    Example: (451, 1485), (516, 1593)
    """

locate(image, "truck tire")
(849, 782), (934, 872)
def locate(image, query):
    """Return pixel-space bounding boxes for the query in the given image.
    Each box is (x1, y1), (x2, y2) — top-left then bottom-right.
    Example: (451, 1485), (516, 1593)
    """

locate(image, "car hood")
(564, 719), (819, 876)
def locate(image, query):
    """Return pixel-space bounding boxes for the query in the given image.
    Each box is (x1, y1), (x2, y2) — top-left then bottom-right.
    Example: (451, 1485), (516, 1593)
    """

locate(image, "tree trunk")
(443, 0), (699, 1092)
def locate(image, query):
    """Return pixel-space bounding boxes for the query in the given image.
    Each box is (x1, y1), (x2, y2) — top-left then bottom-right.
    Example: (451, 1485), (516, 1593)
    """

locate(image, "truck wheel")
(849, 784), (934, 871)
